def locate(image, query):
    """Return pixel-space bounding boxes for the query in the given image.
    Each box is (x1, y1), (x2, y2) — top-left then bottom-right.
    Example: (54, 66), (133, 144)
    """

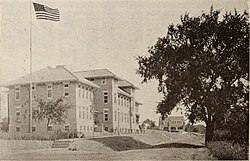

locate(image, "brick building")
(74, 69), (142, 133)
(2, 65), (99, 135)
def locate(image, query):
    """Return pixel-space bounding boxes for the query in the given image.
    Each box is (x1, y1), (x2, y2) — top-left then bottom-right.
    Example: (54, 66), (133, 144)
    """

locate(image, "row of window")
(79, 125), (93, 132)
(117, 95), (131, 107)
(88, 78), (106, 85)
(15, 125), (70, 132)
(15, 83), (70, 101)
(114, 111), (131, 123)
(78, 106), (92, 120)
(170, 120), (183, 124)
(77, 85), (93, 100)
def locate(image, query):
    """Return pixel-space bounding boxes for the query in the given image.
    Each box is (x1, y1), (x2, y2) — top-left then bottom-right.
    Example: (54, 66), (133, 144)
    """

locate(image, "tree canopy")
(137, 7), (249, 144)
(141, 119), (156, 129)
(33, 98), (71, 129)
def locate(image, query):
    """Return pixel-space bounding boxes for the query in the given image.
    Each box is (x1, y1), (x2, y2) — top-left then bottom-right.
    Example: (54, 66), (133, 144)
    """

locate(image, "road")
(0, 132), (215, 160)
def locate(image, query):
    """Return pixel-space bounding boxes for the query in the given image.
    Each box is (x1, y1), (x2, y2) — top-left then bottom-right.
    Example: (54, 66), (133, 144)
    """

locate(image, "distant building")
(74, 69), (142, 133)
(159, 115), (184, 132)
(2, 65), (99, 134)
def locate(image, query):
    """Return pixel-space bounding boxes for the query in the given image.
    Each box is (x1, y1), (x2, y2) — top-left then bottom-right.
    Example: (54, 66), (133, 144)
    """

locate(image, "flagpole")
(29, 0), (33, 133)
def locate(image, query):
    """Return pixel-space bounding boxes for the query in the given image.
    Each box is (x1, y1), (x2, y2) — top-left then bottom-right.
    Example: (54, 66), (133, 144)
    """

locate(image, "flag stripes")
(33, 2), (60, 21)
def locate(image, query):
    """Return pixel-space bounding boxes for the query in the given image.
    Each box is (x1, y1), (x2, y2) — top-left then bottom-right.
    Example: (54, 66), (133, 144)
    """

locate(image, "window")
(83, 109), (85, 119)
(118, 95), (120, 105)
(82, 86), (85, 98)
(87, 126), (89, 131)
(121, 113), (123, 122)
(90, 126), (92, 131)
(47, 125), (53, 131)
(15, 86), (20, 100)
(16, 126), (20, 132)
(124, 98), (126, 107)
(65, 125), (70, 131)
(121, 97), (123, 106)
(124, 113), (126, 122)
(86, 88), (88, 99)
(47, 84), (52, 98)
(114, 93), (117, 103)
(84, 125), (86, 131)
(104, 109), (109, 122)
(80, 125), (82, 131)
(103, 91), (108, 103)
(114, 110), (117, 121)
(32, 83), (36, 99)
(101, 78), (106, 85)
(16, 111), (21, 121)
(79, 106), (81, 118)
(64, 83), (69, 97)
(78, 85), (81, 97)
(32, 126), (36, 132)
(86, 107), (89, 119)
(90, 90), (93, 100)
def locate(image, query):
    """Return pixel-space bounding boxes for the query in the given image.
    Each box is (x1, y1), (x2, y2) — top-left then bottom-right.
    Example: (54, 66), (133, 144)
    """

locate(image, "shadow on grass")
(90, 136), (204, 151)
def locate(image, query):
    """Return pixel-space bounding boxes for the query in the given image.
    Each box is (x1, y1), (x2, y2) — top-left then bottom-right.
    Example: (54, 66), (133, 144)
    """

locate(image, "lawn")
(0, 131), (215, 160)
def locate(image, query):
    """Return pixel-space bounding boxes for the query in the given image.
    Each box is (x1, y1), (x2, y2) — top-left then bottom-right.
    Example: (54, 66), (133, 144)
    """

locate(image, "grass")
(207, 141), (248, 160)
(91, 135), (204, 151)
(92, 136), (151, 151)
(0, 132), (49, 140)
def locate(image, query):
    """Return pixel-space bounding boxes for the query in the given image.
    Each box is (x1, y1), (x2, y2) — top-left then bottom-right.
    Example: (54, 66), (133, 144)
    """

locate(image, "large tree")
(33, 98), (71, 130)
(137, 8), (249, 144)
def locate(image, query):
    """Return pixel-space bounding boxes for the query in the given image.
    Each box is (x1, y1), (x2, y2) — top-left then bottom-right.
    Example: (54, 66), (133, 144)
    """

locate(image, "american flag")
(33, 2), (60, 21)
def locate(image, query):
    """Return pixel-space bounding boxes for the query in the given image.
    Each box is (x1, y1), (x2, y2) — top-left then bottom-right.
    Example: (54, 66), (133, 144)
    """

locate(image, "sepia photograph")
(0, 0), (249, 160)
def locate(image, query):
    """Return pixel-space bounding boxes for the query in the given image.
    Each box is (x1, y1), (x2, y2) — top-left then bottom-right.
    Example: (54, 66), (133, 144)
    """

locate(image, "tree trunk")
(205, 121), (214, 146)
(47, 118), (50, 132)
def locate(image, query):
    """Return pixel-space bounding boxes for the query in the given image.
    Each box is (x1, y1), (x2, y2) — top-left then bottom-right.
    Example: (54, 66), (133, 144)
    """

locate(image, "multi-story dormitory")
(2, 66), (142, 135)
(74, 69), (142, 133)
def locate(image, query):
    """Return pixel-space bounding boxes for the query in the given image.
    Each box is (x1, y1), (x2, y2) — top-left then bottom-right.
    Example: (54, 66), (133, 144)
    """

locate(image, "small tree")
(141, 119), (156, 129)
(33, 98), (71, 130)
(0, 117), (9, 132)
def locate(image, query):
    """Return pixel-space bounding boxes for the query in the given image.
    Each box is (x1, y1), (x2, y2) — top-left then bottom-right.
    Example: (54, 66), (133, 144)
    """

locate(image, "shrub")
(213, 130), (231, 141)
(207, 141), (248, 160)
(51, 129), (78, 140)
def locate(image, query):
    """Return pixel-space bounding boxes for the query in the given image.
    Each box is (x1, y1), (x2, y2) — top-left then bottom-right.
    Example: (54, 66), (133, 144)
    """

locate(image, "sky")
(0, 0), (248, 124)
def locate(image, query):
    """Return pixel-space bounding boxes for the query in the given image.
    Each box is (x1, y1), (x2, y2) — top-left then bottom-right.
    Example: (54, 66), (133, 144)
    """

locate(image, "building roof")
(117, 88), (132, 98)
(74, 69), (122, 80)
(74, 69), (140, 90)
(166, 115), (184, 120)
(135, 101), (143, 105)
(1, 66), (99, 88)
(118, 80), (140, 90)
